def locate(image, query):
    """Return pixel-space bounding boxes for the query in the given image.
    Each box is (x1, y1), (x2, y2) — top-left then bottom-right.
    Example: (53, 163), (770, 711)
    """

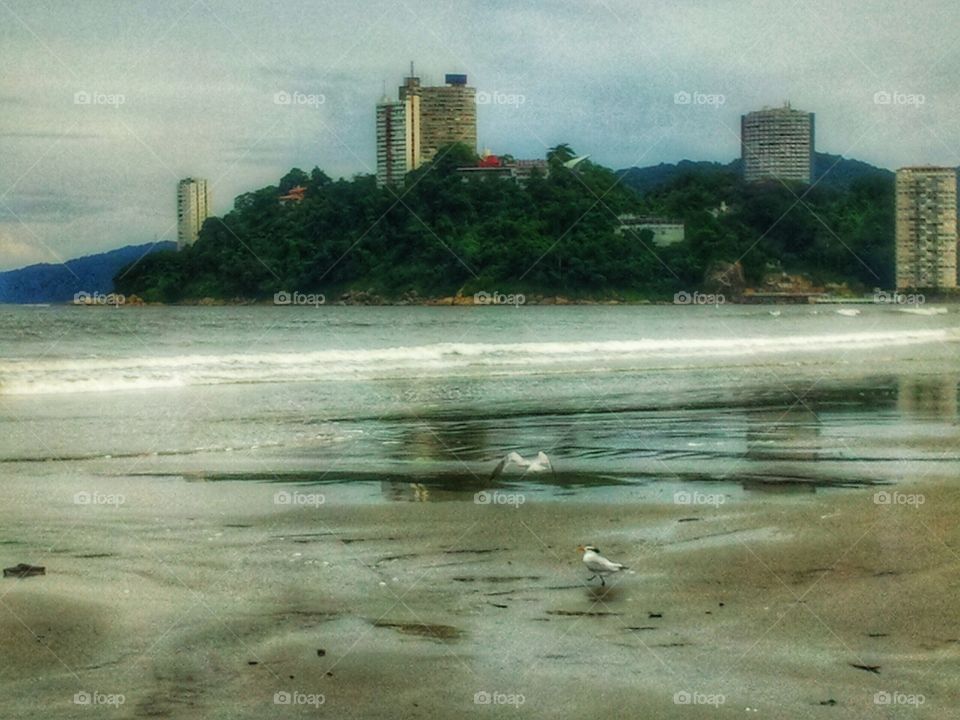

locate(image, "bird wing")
(508, 451), (528, 467)
(537, 451), (556, 477)
(489, 455), (509, 481)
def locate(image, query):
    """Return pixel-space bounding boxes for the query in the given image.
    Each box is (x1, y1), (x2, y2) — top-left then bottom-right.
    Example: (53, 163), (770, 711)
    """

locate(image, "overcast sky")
(1, 0), (957, 270)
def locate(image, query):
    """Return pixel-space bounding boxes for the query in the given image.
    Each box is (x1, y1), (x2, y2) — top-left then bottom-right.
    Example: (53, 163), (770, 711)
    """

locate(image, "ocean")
(2, 303), (958, 502)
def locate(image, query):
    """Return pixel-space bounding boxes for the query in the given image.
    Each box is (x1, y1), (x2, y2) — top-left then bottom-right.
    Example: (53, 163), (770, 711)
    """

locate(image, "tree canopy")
(116, 145), (895, 302)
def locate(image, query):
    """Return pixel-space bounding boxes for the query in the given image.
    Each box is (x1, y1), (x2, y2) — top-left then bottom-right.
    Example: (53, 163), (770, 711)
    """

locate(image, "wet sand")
(1, 476), (959, 719)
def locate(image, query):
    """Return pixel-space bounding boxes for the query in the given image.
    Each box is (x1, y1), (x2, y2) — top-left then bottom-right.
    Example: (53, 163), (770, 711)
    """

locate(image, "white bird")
(489, 451), (554, 481)
(836, 308), (861, 317)
(577, 545), (627, 586)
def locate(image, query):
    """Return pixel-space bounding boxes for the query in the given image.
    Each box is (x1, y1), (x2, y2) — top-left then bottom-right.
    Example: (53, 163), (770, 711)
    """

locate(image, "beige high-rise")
(895, 167), (958, 290)
(376, 67), (476, 187)
(176, 178), (210, 250)
(418, 75), (476, 163)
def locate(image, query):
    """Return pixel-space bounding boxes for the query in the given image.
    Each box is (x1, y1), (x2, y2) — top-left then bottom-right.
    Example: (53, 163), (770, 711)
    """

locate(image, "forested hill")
(116, 145), (897, 302)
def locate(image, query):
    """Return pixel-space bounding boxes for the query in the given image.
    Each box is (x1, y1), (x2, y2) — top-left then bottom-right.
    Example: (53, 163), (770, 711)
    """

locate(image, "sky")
(1, 0), (958, 270)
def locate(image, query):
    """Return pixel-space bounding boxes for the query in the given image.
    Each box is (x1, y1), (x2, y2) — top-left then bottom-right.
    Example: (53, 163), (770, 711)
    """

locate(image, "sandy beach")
(2, 472), (958, 719)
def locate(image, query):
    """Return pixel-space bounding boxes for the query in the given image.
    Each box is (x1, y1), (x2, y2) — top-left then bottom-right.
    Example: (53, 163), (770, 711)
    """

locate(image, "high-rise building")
(895, 167), (958, 290)
(376, 98), (409, 188)
(741, 103), (815, 184)
(176, 178), (210, 250)
(375, 65), (476, 187)
(419, 73), (476, 163)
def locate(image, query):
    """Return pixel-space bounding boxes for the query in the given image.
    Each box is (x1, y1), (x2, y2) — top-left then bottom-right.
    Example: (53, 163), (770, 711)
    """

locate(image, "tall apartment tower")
(418, 73), (476, 163)
(375, 65), (476, 187)
(741, 103), (815, 184)
(895, 167), (958, 290)
(176, 177), (210, 250)
(376, 98), (409, 188)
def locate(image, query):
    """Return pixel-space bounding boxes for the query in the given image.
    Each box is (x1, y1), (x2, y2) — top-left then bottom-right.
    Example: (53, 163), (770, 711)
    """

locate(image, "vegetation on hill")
(116, 145), (896, 302)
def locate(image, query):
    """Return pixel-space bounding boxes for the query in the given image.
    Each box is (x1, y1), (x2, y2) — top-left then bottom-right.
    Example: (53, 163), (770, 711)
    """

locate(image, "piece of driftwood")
(3, 563), (46, 578)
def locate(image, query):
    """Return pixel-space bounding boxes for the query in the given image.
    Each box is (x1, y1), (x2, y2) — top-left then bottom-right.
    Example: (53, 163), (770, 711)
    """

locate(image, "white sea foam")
(0, 329), (951, 395)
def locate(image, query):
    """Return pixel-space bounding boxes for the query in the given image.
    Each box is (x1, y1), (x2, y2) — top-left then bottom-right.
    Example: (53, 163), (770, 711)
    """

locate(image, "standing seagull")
(489, 451), (554, 481)
(577, 545), (626, 586)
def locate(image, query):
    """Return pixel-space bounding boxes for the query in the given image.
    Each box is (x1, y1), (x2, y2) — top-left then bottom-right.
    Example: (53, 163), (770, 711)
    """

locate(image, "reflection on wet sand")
(898, 375), (959, 419)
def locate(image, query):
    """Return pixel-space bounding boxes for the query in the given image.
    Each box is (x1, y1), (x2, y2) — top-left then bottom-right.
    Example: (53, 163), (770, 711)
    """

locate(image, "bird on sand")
(577, 545), (626, 586)
(489, 451), (554, 481)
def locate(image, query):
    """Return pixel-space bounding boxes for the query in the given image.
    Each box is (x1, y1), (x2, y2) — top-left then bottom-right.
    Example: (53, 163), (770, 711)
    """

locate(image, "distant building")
(419, 73), (476, 162)
(741, 103), (815, 184)
(376, 98), (409, 188)
(895, 166), (958, 289)
(455, 151), (549, 184)
(376, 65), (476, 187)
(177, 178), (210, 250)
(510, 158), (550, 183)
(616, 215), (685, 247)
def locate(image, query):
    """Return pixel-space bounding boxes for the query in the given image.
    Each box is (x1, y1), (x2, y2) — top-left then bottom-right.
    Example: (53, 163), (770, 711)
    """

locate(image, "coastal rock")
(704, 260), (745, 297)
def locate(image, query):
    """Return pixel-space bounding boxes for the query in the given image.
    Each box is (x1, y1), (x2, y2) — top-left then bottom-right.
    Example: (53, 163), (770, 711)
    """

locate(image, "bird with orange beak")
(577, 545), (626, 586)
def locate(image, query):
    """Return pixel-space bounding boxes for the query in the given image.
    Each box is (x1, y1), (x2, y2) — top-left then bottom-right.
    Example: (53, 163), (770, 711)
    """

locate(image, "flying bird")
(489, 451), (554, 481)
(577, 545), (626, 586)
